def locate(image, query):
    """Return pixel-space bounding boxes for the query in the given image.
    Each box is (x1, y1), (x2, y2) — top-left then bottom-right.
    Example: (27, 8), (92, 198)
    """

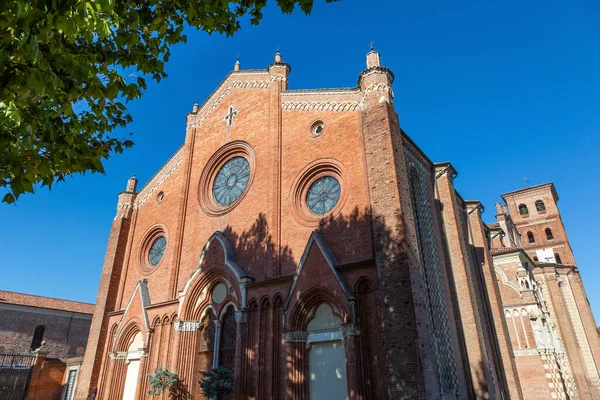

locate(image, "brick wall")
(0, 308), (90, 358)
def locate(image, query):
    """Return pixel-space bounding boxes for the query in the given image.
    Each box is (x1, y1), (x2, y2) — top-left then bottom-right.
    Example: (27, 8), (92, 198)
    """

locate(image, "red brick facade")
(75, 51), (599, 400)
(0, 290), (93, 400)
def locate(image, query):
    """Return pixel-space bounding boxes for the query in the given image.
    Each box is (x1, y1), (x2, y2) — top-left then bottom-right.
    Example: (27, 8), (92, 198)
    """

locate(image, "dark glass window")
(306, 176), (341, 215)
(535, 200), (546, 212)
(527, 231), (535, 243)
(519, 204), (529, 215)
(213, 156), (251, 206)
(148, 236), (166, 266)
(555, 253), (562, 264)
(30, 325), (45, 350)
(545, 228), (553, 240)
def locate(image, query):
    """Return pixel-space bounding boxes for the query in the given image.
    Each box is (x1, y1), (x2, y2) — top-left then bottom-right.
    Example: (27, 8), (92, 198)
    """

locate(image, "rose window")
(213, 157), (251, 206)
(306, 176), (341, 215)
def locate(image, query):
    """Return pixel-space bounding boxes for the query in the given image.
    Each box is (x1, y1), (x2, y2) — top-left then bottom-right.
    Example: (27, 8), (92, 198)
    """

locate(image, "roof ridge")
(0, 289), (94, 305)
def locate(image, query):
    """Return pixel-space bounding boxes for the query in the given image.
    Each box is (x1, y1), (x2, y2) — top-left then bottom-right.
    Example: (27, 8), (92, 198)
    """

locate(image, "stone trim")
(559, 276), (600, 387)
(341, 323), (359, 337)
(187, 80), (270, 129)
(234, 310), (247, 323)
(516, 218), (557, 228)
(281, 101), (359, 112)
(282, 331), (309, 343)
(135, 148), (184, 208)
(173, 320), (202, 332)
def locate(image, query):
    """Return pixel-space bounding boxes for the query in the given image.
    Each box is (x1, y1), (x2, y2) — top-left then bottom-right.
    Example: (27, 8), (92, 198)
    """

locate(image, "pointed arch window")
(519, 204), (529, 215)
(527, 231), (535, 243)
(30, 325), (45, 351)
(555, 253), (562, 264)
(535, 200), (546, 212)
(545, 228), (553, 240)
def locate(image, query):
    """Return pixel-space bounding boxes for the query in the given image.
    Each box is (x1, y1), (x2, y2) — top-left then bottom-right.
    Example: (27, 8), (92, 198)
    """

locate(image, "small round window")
(148, 236), (166, 266)
(213, 156), (251, 206)
(307, 176), (341, 215)
(311, 121), (325, 137)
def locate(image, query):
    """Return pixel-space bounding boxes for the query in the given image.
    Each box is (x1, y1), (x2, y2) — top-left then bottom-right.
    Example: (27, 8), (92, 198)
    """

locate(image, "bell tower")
(501, 183), (575, 265)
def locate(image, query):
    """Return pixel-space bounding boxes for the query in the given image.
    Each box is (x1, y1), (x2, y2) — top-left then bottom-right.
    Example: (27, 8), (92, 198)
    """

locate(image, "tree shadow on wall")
(210, 206), (434, 400)
(221, 212), (294, 278)
(169, 379), (194, 400)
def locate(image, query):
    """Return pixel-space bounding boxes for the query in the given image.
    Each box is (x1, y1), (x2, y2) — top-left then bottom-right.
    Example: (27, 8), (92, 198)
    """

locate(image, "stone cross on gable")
(224, 104), (238, 127)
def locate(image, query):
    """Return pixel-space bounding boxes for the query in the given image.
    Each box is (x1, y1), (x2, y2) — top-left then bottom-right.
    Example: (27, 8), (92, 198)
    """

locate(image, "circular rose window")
(148, 236), (167, 266)
(306, 176), (341, 215)
(212, 156), (251, 206)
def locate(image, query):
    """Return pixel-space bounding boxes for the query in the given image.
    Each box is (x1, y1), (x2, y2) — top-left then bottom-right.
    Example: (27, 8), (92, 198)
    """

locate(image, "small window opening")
(519, 204), (529, 215)
(545, 228), (553, 240)
(30, 325), (45, 351)
(533, 256), (539, 262)
(310, 120), (325, 137)
(527, 231), (535, 243)
(555, 253), (562, 264)
(535, 200), (546, 212)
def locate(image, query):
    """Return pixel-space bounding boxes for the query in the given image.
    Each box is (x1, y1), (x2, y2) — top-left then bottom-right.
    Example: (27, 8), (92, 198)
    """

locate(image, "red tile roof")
(0, 290), (95, 314)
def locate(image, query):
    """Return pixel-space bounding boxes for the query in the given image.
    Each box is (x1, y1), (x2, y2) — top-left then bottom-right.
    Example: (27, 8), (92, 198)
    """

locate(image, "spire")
(275, 45), (282, 63)
(126, 175), (138, 193)
(234, 54), (240, 71)
(366, 49), (381, 69)
(192, 96), (199, 113)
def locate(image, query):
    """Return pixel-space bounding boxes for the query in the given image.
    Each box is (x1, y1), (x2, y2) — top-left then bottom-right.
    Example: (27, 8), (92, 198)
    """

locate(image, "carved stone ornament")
(109, 351), (128, 360)
(282, 331), (309, 343)
(341, 323), (359, 337)
(513, 349), (540, 357)
(174, 319), (202, 332)
(234, 310), (248, 323)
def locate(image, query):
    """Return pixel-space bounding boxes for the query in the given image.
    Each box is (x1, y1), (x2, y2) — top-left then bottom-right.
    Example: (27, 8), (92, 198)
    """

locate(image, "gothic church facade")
(76, 50), (600, 399)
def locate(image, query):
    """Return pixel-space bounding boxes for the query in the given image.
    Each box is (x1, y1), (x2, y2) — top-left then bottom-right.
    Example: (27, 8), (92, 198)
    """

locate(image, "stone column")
(233, 309), (247, 400)
(342, 324), (360, 400)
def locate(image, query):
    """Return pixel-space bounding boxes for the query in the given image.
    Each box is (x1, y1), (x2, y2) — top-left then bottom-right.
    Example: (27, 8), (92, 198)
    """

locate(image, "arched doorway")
(122, 332), (144, 400)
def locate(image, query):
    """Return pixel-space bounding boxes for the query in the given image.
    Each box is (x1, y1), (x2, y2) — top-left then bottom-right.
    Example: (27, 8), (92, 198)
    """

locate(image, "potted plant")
(199, 366), (234, 398)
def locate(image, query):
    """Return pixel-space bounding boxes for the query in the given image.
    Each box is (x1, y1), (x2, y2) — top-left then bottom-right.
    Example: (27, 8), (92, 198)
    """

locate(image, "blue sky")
(2, 0), (600, 319)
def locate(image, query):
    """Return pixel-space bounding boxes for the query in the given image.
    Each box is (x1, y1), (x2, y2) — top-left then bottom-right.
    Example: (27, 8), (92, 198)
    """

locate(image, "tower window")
(527, 231), (535, 243)
(535, 200), (546, 212)
(555, 253), (562, 264)
(545, 228), (553, 240)
(30, 325), (45, 351)
(519, 204), (529, 215)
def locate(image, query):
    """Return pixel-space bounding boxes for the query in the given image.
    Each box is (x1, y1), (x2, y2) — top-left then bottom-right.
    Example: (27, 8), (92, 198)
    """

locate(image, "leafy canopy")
(0, 0), (329, 203)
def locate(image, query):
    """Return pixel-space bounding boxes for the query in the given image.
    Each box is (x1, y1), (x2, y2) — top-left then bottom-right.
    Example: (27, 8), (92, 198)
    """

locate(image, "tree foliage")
(0, 0), (329, 203)
(199, 366), (234, 398)
(147, 365), (178, 396)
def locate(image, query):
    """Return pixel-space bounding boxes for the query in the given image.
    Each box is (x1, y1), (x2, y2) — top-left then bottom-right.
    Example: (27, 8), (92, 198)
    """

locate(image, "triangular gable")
(284, 230), (353, 311)
(187, 71), (270, 130)
(113, 279), (152, 349)
(178, 231), (253, 317)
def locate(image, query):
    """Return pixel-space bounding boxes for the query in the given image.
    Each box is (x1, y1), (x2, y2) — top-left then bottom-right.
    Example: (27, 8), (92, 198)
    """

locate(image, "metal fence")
(0, 354), (36, 400)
